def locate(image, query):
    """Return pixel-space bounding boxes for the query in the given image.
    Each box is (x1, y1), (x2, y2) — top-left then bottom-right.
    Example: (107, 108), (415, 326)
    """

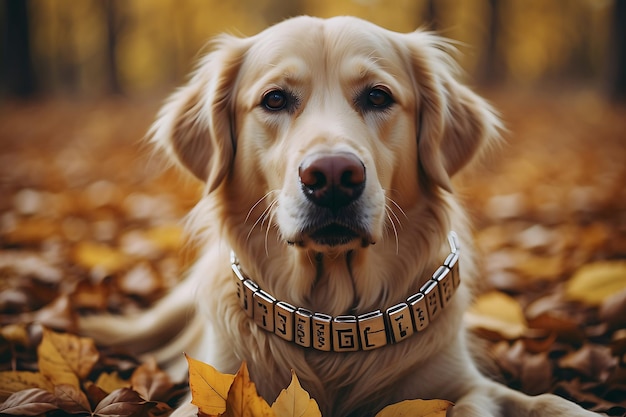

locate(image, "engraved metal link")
(253, 290), (276, 331)
(358, 310), (387, 350)
(386, 303), (414, 342)
(444, 252), (460, 288)
(274, 301), (296, 342)
(407, 292), (430, 331)
(420, 280), (442, 321)
(312, 313), (332, 351)
(433, 266), (453, 307)
(242, 280), (259, 318)
(333, 315), (359, 352)
(294, 308), (313, 347)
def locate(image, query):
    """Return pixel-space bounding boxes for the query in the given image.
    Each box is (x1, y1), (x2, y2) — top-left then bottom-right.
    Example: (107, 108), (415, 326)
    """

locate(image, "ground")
(0, 87), (625, 416)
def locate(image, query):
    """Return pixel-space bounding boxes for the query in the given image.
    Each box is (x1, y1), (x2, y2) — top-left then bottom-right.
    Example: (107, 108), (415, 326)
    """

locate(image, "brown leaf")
(271, 370), (321, 417)
(32, 294), (79, 332)
(130, 357), (173, 401)
(93, 387), (154, 417)
(0, 387), (58, 416)
(527, 312), (585, 344)
(187, 353), (235, 416)
(38, 328), (99, 388)
(599, 287), (626, 329)
(225, 362), (275, 417)
(558, 344), (617, 380)
(374, 399), (453, 417)
(54, 383), (92, 414)
(520, 352), (552, 395)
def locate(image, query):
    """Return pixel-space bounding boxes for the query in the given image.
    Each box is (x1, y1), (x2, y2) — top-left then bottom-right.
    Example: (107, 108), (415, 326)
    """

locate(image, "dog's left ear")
(406, 32), (502, 192)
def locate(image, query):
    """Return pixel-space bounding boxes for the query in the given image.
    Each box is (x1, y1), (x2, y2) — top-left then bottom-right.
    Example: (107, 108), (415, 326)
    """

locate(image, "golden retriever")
(81, 16), (598, 417)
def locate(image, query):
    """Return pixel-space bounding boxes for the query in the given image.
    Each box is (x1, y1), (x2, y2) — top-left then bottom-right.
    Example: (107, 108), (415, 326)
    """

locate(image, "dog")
(80, 16), (599, 417)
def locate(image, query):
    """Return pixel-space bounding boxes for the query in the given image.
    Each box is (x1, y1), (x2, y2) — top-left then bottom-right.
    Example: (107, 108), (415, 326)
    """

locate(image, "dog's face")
(150, 16), (499, 255)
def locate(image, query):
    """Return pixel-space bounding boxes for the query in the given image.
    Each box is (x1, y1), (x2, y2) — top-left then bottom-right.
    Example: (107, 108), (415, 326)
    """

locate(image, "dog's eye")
(357, 86), (394, 112)
(262, 90), (288, 111)
(367, 87), (393, 109)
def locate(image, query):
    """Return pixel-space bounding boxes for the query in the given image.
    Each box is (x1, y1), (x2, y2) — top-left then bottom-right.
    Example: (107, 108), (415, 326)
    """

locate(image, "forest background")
(1, 1), (626, 416)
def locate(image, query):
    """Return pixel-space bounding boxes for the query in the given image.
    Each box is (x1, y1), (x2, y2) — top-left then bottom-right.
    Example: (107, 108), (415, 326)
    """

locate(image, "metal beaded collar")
(231, 231), (460, 353)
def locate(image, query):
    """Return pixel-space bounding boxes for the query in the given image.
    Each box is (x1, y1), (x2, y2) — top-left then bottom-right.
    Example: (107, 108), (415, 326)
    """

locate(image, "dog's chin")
(289, 223), (375, 253)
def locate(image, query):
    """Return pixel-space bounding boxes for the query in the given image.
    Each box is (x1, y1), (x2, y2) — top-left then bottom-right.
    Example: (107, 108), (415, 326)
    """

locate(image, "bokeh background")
(1, 1), (626, 416)
(1, 0), (625, 98)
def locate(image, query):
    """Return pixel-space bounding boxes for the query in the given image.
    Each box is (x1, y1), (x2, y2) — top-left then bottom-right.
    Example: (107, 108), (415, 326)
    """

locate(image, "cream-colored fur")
(80, 16), (598, 417)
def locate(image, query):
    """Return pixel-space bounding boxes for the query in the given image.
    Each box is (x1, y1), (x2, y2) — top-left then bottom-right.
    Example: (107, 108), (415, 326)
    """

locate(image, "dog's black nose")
(299, 153), (365, 209)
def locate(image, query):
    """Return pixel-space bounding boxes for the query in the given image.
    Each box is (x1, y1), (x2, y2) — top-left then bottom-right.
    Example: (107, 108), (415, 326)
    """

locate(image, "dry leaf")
(130, 357), (174, 401)
(465, 291), (527, 339)
(374, 399), (453, 417)
(565, 261), (626, 306)
(186, 353), (235, 415)
(95, 371), (130, 394)
(37, 328), (99, 388)
(54, 383), (92, 414)
(144, 224), (183, 252)
(92, 387), (154, 417)
(0, 371), (54, 401)
(225, 362), (275, 417)
(0, 388), (58, 416)
(73, 241), (131, 275)
(271, 370), (321, 417)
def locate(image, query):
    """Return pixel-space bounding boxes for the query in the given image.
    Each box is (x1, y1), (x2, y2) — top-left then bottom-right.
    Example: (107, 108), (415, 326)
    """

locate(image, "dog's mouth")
(290, 221), (373, 249)
(309, 223), (360, 247)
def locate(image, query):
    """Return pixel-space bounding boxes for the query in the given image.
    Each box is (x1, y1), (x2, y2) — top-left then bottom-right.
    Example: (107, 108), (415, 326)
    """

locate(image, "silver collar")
(231, 231), (460, 352)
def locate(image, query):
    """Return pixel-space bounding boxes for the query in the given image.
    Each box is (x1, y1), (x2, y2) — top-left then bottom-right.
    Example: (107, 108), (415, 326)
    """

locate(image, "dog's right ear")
(148, 35), (246, 191)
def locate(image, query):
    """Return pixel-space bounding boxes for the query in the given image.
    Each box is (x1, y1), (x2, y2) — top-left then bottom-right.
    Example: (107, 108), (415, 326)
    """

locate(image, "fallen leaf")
(527, 312), (585, 344)
(374, 399), (453, 417)
(225, 362), (275, 417)
(599, 287), (626, 328)
(73, 241), (131, 275)
(96, 371), (130, 394)
(565, 261), (626, 306)
(130, 357), (173, 401)
(0, 371), (54, 401)
(520, 352), (552, 395)
(187, 353), (235, 415)
(271, 370), (321, 417)
(0, 387), (58, 416)
(465, 291), (528, 339)
(93, 387), (154, 417)
(37, 328), (99, 388)
(54, 383), (92, 414)
(558, 344), (617, 380)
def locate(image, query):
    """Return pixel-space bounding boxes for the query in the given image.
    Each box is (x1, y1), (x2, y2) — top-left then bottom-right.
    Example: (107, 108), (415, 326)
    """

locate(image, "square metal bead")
(312, 313), (332, 351)
(241, 279), (259, 318)
(386, 302), (415, 342)
(333, 315), (359, 352)
(433, 266), (454, 307)
(444, 252), (460, 288)
(448, 231), (460, 253)
(357, 310), (387, 350)
(294, 308), (313, 348)
(420, 279), (442, 321)
(407, 292), (430, 332)
(274, 301), (296, 342)
(253, 290), (276, 332)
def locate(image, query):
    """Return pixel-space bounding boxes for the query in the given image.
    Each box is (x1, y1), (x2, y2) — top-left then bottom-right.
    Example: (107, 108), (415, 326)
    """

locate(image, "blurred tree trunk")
(608, 0), (626, 102)
(422, 0), (439, 30)
(2, 0), (38, 97)
(104, 0), (122, 94)
(478, 0), (503, 86)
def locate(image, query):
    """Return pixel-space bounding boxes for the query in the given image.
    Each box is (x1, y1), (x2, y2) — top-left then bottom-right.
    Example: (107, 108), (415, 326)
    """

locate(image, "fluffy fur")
(80, 16), (598, 417)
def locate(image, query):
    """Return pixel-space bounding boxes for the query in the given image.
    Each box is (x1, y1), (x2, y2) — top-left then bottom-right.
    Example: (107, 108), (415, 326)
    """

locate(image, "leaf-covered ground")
(0, 89), (625, 416)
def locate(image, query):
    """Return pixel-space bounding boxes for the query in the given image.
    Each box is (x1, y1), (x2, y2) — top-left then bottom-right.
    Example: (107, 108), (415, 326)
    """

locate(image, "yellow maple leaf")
(271, 370), (321, 417)
(95, 371), (130, 394)
(73, 241), (131, 274)
(187, 353), (235, 416)
(465, 291), (528, 339)
(224, 362), (275, 417)
(37, 328), (99, 388)
(374, 399), (453, 417)
(565, 261), (626, 306)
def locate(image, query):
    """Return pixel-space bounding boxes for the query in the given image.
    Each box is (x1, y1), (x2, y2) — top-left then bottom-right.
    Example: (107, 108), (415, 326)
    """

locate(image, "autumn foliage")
(1, 91), (626, 416)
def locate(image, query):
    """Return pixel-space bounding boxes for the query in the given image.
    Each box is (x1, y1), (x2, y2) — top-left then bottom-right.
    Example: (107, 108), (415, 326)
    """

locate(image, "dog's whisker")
(245, 190), (278, 224)
(246, 195), (278, 242)
(386, 196), (408, 220)
(384, 208), (400, 255)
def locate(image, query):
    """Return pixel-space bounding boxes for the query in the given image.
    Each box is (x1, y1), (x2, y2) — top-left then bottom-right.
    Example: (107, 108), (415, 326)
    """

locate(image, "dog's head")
(150, 16), (500, 255)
